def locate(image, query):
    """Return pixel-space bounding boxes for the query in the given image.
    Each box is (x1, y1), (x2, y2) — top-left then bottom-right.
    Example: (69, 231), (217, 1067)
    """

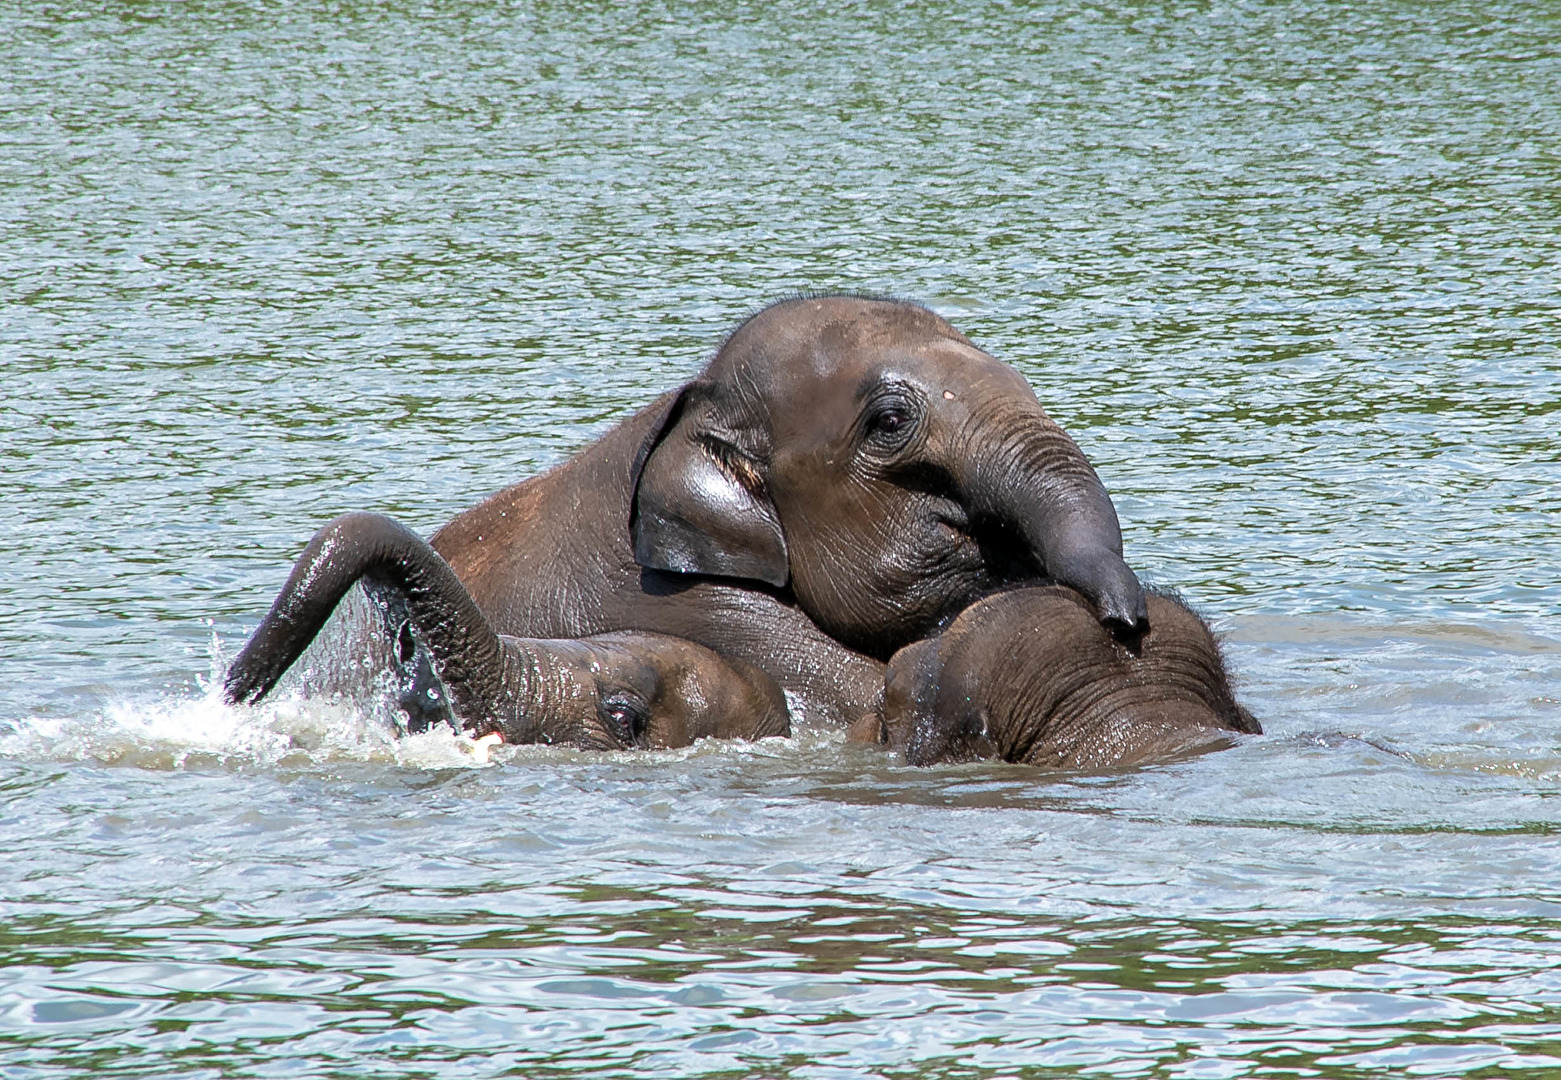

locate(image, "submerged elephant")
(223, 513), (789, 750)
(429, 295), (1146, 727)
(869, 586), (1259, 768)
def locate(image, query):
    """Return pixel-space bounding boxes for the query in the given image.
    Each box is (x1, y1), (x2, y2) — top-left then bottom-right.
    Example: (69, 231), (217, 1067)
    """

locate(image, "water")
(3, 1), (1560, 1075)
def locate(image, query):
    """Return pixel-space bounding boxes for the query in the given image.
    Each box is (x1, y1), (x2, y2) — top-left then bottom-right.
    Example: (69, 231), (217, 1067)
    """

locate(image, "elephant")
(428, 295), (1147, 728)
(223, 513), (790, 750)
(864, 586), (1259, 768)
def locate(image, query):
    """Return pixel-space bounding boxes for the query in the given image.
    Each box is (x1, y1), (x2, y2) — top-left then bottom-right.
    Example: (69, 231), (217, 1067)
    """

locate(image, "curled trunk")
(224, 512), (525, 733)
(223, 512), (791, 749)
(960, 405), (1148, 638)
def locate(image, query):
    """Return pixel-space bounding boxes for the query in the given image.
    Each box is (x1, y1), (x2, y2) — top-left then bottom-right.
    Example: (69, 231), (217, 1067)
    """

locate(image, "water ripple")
(6, 0), (1561, 1075)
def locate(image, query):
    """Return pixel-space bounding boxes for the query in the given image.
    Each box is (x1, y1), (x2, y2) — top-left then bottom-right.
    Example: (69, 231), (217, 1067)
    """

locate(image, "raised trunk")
(223, 512), (522, 733)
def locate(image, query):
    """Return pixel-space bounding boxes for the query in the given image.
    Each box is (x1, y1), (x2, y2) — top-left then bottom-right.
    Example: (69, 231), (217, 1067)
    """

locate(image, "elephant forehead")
(711, 304), (995, 405)
(519, 637), (638, 708)
(906, 342), (1035, 400)
(718, 296), (965, 361)
(884, 637), (940, 710)
(957, 590), (1228, 713)
(1143, 593), (1220, 648)
(588, 632), (736, 702)
(933, 588), (1129, 709)
(947, 589), (1222, 678)
(759, 351), (1033, 458)
(947, 586), (1100, 647)
(579, 634), (675, 687)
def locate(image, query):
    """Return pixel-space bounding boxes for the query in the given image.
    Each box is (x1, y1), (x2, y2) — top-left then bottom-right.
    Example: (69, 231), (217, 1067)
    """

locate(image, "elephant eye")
(864, 397), (920, 448)
(599, 692), (651, 749)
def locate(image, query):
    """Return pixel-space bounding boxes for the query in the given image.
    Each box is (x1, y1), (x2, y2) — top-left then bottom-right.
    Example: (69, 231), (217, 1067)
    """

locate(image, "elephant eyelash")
(697, 434), (768, 497)
(858, 382), (925, 449)
(599, 692), (651, 748)
(862, 403), (922, 450)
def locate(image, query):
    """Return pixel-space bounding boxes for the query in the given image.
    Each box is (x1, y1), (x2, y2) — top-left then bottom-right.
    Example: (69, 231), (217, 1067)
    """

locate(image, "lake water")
(4, 2), (1560, 1076)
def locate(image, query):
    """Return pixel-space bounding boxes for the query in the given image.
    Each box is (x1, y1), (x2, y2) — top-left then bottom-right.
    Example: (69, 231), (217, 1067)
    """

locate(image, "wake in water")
(0, 641), (505, 772)
(0, 677), (818, 773)
(5, 600), (1556, 780)
(0, 592), (818, 774)
(0, 587), (516, 771)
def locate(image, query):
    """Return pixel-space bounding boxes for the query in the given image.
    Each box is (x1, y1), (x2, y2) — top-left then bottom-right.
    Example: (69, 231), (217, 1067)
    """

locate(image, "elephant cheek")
(884, 638), (996, 767)
(787, 506), (984, 659)
(644, 712), (689, 750)
(928, 706), (999, 765)
(880, 638), (936, 754)
(903, 711), (994, 766)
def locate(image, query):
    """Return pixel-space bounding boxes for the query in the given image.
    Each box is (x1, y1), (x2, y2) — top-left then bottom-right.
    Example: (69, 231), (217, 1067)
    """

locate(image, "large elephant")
(868, 586), (1259, 768)
(224, 513), (789, 750)
(430, 295), (1146, 727)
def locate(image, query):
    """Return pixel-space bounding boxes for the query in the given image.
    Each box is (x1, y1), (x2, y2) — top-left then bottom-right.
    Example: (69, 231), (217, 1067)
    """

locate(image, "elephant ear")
(630, 384), (790, 587)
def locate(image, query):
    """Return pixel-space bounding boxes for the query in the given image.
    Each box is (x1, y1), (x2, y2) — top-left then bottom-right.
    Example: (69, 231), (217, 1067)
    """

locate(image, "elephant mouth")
(966, 513), (1047, 589)
(932, 505), (973, 543)
(928, 503), (1045, 586)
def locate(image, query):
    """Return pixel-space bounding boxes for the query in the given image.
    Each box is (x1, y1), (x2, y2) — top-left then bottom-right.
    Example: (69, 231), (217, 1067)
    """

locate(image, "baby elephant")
(223, 513), (789, 750)
(874, 586), (1258, 768)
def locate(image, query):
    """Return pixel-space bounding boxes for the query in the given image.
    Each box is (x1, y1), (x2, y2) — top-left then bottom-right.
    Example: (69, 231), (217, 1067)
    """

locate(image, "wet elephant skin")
(223, 513), (789, 750)
(879, 586), (1259, 769)
(433, 295), (1146, 728)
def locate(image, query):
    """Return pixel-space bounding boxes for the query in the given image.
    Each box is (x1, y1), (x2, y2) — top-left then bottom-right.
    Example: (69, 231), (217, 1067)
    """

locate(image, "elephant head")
(879, 586), (1259, 768)
(632, 296), (1147, 659)
(224, 513), (789, 750)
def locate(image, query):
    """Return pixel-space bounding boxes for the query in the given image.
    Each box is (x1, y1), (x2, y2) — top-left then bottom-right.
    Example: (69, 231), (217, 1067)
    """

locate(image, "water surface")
(3, 2), (1560, 1076)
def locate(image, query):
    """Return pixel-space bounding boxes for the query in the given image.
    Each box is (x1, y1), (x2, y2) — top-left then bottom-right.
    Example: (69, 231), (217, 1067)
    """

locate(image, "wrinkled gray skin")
(432, 295), (1146, 728)
(223, 513), (789, 750)
(873, 586), (1259, 769)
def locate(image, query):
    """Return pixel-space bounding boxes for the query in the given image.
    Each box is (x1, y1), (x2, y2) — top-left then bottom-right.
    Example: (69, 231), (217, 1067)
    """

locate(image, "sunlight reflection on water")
(4, 0), (1560, 1075)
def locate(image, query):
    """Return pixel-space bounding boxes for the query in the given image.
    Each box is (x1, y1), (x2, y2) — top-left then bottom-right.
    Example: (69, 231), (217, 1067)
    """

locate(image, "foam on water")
(0, 630), (502, 771)
(0, 688), (508, 773)
(0, 627), (831, 774)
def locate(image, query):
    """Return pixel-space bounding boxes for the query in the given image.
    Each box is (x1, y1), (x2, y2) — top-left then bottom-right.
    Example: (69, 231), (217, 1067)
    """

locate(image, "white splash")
(0, 629), (496, 772)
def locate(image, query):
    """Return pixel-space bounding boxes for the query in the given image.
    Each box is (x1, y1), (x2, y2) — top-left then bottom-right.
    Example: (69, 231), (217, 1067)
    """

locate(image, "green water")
(3, 2), (1560, 1077)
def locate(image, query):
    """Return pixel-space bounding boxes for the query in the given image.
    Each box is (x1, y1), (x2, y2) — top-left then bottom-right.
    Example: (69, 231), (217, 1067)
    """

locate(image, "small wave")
(0, 689), (513, 772)
(0, 630), (504, 772)
(1407, 749), (1561, 781)
(1230, 613), (1561, 654)
(0, 626), (832, 774)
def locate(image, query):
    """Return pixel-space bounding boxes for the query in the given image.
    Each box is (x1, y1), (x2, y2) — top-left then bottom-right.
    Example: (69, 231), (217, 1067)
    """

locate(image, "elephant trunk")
(961, 409), (1149, 638)
(222, 512), (523, 732)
